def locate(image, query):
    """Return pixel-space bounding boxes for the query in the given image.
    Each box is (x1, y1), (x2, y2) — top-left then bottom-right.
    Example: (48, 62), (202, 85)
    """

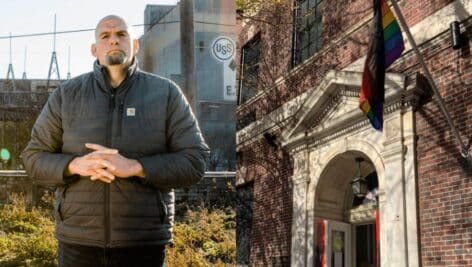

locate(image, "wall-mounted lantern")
(450, 21), (462, 50)
(351, 157), (368, 197)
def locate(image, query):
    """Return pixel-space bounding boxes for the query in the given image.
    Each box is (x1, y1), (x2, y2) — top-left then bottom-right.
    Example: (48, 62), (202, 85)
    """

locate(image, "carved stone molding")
(292, 150), (310, 183)
(237, 166), (247, 185)
(348, 202), (377, 224)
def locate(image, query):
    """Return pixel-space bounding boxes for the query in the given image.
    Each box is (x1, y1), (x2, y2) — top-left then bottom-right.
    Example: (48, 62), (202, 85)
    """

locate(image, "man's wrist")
(63, 157), (81, 184)
(133, 160), (146, 178)
(65, 158), (77, 177)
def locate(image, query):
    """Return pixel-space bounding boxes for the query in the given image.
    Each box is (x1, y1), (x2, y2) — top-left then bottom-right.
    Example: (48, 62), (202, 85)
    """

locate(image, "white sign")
(223, 60), (236, 101)
(211, 36), (235, 62)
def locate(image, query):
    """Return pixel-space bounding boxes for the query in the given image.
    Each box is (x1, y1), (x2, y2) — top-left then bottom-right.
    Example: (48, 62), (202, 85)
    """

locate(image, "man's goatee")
(106, 52), (126, 65)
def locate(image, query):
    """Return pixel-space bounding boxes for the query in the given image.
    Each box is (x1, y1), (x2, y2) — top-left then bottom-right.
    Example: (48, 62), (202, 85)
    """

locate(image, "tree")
(205, 129), (236, 171)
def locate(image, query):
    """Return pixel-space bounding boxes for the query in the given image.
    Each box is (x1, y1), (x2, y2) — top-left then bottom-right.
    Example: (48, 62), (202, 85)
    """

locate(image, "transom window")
(238, 34), (261, 105)
(293, 0), (323, 66)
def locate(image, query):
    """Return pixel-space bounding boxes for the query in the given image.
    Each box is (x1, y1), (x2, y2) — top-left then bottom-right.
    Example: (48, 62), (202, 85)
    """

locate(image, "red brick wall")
(237, 0), (454, 120)
(236, 0), (470, 265)
(398, 0), (455, 26)
(414, 19), (472, 267)
(238, 139), (293, 265)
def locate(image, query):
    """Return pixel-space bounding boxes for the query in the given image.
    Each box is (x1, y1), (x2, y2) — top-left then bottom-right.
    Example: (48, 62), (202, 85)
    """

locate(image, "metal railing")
(0, 170), (27, 177)
(0, 170), (235, 178)
(0, 92), (49, 109)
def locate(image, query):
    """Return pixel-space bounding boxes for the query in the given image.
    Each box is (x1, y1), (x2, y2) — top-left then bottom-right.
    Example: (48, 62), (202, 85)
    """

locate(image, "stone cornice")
(348, 202), (377, 224)
(236, 70), (413, 151)
(281, 71), (405, 149)
(236, 91), (308, 150)
(284, 89), (422, 154)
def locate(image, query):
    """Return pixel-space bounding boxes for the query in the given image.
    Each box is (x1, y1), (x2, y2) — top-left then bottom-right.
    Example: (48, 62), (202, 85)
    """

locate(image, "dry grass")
(0, 193), (57, 267)
(0, 194), (236, 267)
(166, 208), (236, 266)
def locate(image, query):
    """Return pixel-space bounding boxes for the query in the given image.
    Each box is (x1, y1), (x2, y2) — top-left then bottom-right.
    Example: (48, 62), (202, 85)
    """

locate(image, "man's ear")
(91, 44), (97, 57)
(132, 39), (139, 56)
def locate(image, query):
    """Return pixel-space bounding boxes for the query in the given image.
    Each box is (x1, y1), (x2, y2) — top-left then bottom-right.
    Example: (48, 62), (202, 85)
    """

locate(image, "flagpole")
(390, 0), (470, 158)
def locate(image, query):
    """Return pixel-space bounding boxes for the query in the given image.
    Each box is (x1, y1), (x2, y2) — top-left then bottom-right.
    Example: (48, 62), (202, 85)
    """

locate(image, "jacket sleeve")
(137, 81), (210, 189)
(21, 86), (76, 186)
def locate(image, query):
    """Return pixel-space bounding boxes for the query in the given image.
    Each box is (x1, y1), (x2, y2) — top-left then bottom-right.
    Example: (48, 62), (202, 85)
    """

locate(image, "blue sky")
(0, 0), (178, 79)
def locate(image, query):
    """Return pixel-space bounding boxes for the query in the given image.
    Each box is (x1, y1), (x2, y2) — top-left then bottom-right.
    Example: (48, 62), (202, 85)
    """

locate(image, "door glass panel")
(331, 230), (345, 267)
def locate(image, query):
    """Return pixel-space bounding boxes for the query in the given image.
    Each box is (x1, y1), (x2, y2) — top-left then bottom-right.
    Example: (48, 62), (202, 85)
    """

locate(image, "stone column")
(381, 112), (409, 267)
(402, 108), (420, 267)
(290, 149), (310, 267)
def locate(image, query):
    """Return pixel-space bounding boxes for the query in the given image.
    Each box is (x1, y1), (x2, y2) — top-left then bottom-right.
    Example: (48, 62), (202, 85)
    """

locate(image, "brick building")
(235, 0), (471, 266)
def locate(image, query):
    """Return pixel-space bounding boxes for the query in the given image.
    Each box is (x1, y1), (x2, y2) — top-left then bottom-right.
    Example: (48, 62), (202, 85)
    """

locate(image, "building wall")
(138, 5), (181, 79)
(138, 0), (237, 171)
(414, 18), (472, 267)
(237, 140), (293, 265)
(236, 0), (472, 266)
(237, 0), (456, 121)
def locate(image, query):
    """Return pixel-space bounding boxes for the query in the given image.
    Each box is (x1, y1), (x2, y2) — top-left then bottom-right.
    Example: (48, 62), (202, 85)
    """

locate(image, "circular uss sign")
(211, 36), (235, 62)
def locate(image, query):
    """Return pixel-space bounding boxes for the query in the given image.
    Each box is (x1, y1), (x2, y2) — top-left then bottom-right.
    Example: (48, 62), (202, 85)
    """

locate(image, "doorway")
(354, 223), (376, 267)
(314, 151), (379, 267)
(328, 221), (351, 267)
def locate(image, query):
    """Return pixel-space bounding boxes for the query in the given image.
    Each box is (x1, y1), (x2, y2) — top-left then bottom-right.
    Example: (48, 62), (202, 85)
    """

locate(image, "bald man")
(22, 15), (209, 267)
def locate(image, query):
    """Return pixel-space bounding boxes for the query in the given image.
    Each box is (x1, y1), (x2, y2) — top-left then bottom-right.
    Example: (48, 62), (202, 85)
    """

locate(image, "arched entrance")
(313, 151), (380, 267)
(283, 71), (420, 266)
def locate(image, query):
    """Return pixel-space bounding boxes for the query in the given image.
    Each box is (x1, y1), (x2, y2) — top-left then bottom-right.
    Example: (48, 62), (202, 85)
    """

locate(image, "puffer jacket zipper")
(105, 92), (115, 247)
(99, 68), (134, 247)
(117, 99), (124, 138)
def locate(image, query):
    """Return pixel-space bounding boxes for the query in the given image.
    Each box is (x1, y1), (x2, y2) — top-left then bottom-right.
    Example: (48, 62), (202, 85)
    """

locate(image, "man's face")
(91, 17), (138, 68)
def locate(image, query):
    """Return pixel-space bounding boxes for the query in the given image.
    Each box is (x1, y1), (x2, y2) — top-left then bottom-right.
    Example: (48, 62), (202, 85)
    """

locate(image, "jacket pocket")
(54, 185), (68, 222)
(156, 191), (168, 223)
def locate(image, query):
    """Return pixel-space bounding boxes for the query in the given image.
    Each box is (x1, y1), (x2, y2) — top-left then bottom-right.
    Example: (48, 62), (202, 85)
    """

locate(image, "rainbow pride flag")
(359, 0), (404, 131)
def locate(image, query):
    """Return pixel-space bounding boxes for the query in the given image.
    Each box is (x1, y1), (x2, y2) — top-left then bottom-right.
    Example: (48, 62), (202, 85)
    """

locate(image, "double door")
(316, 220), (377, 267)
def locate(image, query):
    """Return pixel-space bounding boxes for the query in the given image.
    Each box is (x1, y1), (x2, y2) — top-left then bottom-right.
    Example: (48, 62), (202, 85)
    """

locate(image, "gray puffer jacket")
(21, 60), (209, 248)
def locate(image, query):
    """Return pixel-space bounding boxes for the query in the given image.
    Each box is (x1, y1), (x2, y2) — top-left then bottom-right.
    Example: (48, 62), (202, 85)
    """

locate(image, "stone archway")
(314, 150), (377, 222)
(289, 125), (420, 267)
(304, 139), (386, 267)
(289, 127), (420, 267)
(313, 150), (379, 267)
(282, 70), (419, 267)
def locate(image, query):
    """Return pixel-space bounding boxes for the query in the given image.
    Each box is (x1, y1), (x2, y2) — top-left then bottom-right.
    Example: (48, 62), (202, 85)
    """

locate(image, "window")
(292, 0), (323, 66)
(238, 34), (261, 105)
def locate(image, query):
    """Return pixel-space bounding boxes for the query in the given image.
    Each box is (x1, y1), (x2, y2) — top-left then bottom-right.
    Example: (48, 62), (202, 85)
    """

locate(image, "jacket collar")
(93, 58), (138, 94)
